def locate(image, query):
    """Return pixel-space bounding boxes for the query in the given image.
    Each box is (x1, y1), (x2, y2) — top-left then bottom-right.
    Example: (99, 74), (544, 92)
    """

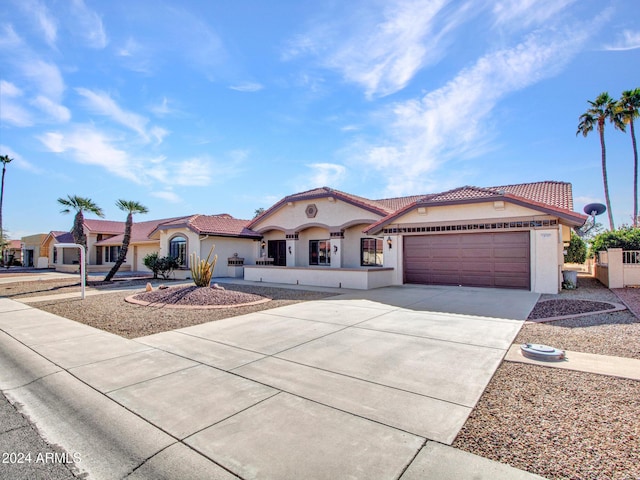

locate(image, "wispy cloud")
(69, 0), (107, 48)
(0, 81), (33, 126)
(492, 0), (578, 28)
(351, 25), (591, 196)
(16, 0), (58, 47)
(299, 163), (347, 190)
(31, 95), (71, 123)
(151, 190), (182, 203)
(39, 126), (143, 183)
(0, 144), (43, 174)
(284, 0), (468, 98)
(603, 30), (640, 51)
(75, 88), (165, 143)
(229, 82), (264, 92)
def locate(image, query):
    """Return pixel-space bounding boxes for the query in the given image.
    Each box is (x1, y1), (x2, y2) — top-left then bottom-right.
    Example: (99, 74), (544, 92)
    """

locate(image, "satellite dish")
(575, 203), (606, 237)
(583, 203), (606, 216)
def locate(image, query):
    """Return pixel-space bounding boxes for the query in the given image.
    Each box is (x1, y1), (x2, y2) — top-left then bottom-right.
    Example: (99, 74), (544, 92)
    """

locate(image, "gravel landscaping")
(24, 283), (334, 338)
(457, 274), (640, 479)
(516, 275), (640, 359)
(128, 285), (270, 308)
(454, 363), (640, 480)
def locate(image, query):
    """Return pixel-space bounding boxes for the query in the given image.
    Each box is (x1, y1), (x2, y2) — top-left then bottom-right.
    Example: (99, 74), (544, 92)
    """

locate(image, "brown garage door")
(403, 232), (530, 289)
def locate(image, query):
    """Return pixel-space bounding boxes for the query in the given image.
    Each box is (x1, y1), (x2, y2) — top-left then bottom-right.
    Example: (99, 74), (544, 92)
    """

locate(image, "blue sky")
(1, 0), (639, 239)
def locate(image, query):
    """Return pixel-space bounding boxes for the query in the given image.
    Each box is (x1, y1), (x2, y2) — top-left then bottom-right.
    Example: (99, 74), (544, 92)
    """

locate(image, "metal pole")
(54, 243), (86, 300)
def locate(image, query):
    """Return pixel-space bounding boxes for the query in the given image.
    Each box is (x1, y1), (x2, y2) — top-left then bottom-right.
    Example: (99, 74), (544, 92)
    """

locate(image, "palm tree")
(0, 155), (13, 265)
(104, 200), (148, 282)
(618, 88), (640, 226)
(577, 92), (624, 230)
(58, 195), (104, 275)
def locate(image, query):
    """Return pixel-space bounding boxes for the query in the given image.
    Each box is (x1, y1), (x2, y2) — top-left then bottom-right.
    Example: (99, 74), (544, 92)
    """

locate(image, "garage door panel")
(404, 232), (530, 290)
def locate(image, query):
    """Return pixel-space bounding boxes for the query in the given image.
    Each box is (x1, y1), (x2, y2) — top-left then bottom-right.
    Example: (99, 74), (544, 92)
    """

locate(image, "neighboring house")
(4, 239), (24, 266)
(42, 214), (262, 277)
(41, 231), (76, 269)
(20, 233), (48, 268)
(148, 214), (262, 279)
(246, 181), (586, 294)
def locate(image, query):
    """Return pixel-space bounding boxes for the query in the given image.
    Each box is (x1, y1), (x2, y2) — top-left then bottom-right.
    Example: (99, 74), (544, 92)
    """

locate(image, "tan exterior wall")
(392, 201), (551, 225)
(200, 236), (260, 277)
(530, 227), (562, 294)
(254, 197), (380, 232)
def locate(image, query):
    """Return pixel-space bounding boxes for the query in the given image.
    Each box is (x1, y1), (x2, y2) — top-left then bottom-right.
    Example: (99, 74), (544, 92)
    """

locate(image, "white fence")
(595, 248), (640, 288)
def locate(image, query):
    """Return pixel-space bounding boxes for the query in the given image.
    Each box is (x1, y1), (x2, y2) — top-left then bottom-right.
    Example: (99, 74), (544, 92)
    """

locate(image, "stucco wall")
(134, 244), (158, 271)
(254, 197), (381, 232)
(393, 201), (552, 225)
(530, 228), (561, 294)
(200, 237), (260, 277)
(244, 265), (394, 289)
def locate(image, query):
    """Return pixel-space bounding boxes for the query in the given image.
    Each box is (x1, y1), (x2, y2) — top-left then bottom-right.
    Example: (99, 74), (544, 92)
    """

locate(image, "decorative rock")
(211, 283), (226, 291)
(145, 282), (152, 292)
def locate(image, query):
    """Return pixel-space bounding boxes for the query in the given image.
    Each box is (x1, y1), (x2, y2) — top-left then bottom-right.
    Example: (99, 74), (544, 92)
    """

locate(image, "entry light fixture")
(288, 246), (292, 254)
(387, 236), (393, 249)
(260, 240), (266, 249)
(333, 245), (338, 253)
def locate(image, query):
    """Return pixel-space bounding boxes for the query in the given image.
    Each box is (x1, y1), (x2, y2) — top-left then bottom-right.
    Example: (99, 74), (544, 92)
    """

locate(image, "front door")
(268, 240), (287, 266)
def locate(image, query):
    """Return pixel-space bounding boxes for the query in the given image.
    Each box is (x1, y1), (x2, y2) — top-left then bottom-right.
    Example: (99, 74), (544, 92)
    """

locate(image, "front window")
(169, 236), (187, 266)
(105, 246), (121, 263)
(309, 240), (331, 265)
(361, 238), (383, 266)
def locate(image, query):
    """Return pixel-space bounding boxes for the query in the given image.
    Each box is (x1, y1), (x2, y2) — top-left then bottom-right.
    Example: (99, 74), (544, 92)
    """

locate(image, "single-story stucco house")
(42, 214), (263, 277)
(246, 181), (586, 294)
(39, 180), (586, 294)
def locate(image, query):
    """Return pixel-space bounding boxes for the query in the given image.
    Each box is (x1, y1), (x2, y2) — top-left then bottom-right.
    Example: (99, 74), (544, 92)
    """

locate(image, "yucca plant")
(190, 244), (217, 287)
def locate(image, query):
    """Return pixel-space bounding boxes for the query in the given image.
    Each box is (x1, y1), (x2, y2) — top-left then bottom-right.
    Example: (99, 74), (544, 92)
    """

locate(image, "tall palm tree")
(0, 155), (13, 265)
(618, 88), (640, 226)
(104, 200), (148, 282)
(58, 195), (104, 275)
(577, 92), (624, 230)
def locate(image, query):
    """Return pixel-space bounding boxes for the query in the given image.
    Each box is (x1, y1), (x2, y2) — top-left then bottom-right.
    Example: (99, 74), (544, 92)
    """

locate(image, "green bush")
(564, 234), (587, 264)
(589, 226), (640, 257)
(143, 252), (180, 279)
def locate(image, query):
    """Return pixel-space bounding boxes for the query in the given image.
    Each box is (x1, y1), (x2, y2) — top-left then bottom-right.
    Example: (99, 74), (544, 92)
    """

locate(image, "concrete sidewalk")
(1, 287), (547, 480)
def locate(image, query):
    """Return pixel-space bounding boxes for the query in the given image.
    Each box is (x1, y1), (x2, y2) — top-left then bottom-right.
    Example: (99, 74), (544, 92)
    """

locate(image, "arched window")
(169, 235), (187, 266)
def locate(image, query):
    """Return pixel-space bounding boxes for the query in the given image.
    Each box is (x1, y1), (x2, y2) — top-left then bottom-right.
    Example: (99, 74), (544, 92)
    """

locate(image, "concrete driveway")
(1, 285), (541, 479)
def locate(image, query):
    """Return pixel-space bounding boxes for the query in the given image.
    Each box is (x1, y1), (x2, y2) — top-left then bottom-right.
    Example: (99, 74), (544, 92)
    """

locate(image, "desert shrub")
(143, 252), (180, 279)
(190, 245), (217, 287)
(564, 234), (587, 264)
(589, 226), (640, 257)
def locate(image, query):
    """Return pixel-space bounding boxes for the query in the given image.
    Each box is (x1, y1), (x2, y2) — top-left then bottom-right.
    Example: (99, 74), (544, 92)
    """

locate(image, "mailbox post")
(54, 243), (86, 299)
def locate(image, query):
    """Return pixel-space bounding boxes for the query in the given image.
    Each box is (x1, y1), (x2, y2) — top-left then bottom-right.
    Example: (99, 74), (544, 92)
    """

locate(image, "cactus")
(190, 245), (218, 287)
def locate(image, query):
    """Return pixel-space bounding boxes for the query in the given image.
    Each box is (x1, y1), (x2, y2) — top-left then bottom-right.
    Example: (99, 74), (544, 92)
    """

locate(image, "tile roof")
(8, 240), (22, 249)
(492, 181), (574, 211)
(94, 217), (188, 245)
(188, 214), (261, 238)
(365, 181), (586, 234)
(83, 219), (126, 234)
(373, 195), (427, 213)
(147, 214), (261, 240)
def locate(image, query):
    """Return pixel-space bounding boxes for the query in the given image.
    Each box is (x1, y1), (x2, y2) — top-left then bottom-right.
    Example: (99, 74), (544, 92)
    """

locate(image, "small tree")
(143, 253), (179, 280)
(564, 234), (587, 264)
